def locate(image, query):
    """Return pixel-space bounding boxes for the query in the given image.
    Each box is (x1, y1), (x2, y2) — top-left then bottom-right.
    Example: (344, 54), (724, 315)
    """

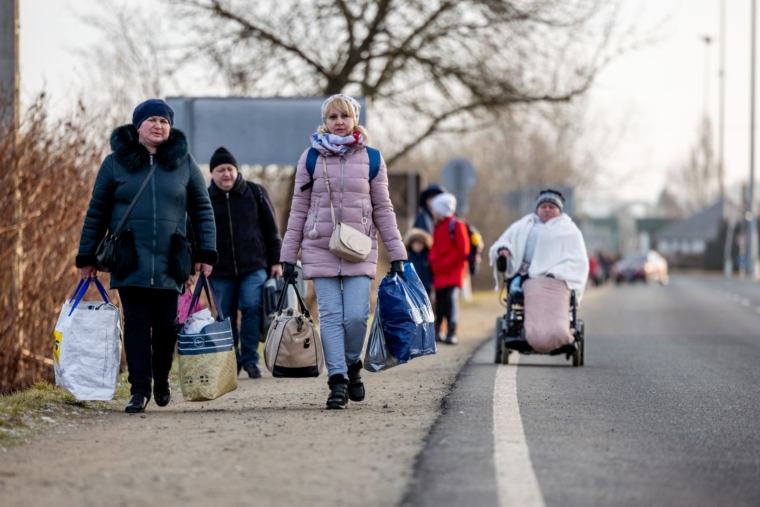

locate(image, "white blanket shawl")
(488, 213), (589, 302)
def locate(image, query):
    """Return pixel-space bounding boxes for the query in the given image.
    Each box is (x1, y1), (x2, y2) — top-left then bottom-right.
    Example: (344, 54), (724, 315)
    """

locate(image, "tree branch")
(204, 0), (332, 79)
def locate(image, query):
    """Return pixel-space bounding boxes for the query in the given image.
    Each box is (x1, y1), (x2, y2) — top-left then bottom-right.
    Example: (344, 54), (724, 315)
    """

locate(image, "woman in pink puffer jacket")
(280, 94), (407, 410)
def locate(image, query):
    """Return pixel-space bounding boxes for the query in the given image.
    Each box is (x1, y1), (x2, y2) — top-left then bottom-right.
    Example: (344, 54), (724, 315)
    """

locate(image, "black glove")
(282, 262), (297, 281)
(389, 260), (405, 279)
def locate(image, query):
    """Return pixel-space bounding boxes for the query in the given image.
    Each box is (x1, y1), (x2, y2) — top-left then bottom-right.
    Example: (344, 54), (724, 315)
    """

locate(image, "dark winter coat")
(193, 174), (282, 278)
(408, 249), (433, 294)
(77, 125), (217, 292)
(404, 227), (434, 295)
(413, 183), (448, 234)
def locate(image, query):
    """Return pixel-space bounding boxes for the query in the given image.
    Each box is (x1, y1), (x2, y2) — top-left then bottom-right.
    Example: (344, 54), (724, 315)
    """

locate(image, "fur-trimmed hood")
(110, 124), (189, 173)
(404, 227), (433, 250)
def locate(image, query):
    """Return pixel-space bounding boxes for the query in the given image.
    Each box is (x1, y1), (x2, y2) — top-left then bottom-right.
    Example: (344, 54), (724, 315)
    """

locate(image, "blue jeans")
(510, 275), (526, 293)
(212, 269), (267, 368)
(312, 276), (371, 378)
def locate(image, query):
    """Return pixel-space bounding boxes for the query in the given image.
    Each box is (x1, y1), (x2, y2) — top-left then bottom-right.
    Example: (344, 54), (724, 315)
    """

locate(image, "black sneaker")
(244, 363), (262, 379)
(445, 335), (459, 345)
(347, 361), (365, 402)
(326, 375), (348, 409)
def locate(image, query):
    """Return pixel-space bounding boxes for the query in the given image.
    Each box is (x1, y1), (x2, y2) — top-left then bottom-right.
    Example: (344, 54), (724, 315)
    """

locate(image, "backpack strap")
(302, 146), (379, 192)
(367, 147), (381, 181)
(248, 181), (262, 203)
(448, 218), (457, 240)
(300, 148), (320, 192)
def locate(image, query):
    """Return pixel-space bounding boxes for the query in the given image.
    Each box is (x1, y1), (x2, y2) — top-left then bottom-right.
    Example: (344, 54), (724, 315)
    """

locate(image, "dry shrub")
(0, 95), (105, 394)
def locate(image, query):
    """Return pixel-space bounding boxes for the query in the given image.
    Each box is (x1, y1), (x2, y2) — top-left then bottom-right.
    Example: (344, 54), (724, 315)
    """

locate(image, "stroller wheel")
(494, 317), (503, 364)
(501, 348), (510, 365)
(572, 341), (581, 367)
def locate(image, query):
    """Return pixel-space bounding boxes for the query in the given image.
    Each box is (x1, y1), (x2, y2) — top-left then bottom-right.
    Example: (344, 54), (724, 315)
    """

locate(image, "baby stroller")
(493, 257), (585, 366)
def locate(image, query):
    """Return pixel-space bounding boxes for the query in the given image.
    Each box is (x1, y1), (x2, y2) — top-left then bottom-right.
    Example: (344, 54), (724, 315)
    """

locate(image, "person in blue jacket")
(404, 228), (434, 296)
(413, 183), (448, 234)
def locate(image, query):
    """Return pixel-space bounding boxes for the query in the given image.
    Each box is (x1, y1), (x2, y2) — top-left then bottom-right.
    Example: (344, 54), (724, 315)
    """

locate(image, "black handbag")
(95, 162), (158, 272)
(259, 276), (285, 342)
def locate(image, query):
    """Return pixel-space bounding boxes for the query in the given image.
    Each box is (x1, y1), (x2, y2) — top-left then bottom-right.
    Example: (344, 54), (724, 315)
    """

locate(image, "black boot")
(326, 374), (349, 410)
(154, 385), (171, 407)
(347, 361), (365, 402)
(244, 363), (262, 379)
(125, 393), (150, 413)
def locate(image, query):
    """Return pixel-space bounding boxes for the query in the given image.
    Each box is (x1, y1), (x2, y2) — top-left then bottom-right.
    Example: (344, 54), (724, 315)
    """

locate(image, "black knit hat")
(535, 189), (565, 212)
(209, 147), (238, 172)
(132, 99), (174, 129)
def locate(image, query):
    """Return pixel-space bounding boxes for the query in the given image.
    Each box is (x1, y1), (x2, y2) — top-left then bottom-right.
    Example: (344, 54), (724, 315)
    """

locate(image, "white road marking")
(493, 354), (546, 507)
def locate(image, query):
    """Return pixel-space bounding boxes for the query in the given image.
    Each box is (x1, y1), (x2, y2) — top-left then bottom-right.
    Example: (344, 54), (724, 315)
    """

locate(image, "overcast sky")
(17, 0), (754, 207)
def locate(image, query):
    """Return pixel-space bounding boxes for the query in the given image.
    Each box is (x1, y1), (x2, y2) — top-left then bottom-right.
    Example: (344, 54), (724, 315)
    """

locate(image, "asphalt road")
(405, 275), (760, 507)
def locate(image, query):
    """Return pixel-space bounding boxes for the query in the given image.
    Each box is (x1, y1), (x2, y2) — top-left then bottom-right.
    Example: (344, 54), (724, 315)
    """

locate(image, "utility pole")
(0, 0), (23, 384)
(702, 35), (713, 119)
(718, 0), (726, 201)
(749, 0), (758, 277)
(0, 0), (19, 132)
(720, 0), (733, 277)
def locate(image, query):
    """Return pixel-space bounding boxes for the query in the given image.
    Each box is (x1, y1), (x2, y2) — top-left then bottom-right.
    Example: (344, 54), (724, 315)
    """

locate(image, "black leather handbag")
(259, 276), (285, 342)
(95, 163), (157, 272)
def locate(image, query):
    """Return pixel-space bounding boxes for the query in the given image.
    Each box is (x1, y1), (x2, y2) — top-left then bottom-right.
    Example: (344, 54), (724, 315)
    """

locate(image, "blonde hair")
(317, 96), (370, 142)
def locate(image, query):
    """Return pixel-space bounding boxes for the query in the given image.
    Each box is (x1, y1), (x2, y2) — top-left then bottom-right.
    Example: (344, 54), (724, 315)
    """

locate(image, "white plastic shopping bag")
(183, 308), (214, 335)
(54, 277), (122, 401)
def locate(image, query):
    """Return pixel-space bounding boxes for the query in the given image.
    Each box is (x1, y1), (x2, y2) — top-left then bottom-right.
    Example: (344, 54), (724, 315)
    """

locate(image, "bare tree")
(669, 116), (719, 213)
(0, 95), (103, 393)
(167, 0), (630, 165)
(78, 0), (181, 124)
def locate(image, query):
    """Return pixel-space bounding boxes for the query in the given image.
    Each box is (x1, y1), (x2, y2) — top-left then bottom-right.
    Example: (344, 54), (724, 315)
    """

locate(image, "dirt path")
(2, 295), (504, 507)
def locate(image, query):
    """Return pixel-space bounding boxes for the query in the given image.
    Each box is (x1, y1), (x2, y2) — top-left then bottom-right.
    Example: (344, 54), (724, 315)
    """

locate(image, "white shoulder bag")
(322, 156), (372, 262)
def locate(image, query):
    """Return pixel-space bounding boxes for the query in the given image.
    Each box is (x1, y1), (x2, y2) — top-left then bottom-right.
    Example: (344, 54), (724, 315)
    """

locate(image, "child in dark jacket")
(404, 228), (434, 296)
(428, 193), (470, 345)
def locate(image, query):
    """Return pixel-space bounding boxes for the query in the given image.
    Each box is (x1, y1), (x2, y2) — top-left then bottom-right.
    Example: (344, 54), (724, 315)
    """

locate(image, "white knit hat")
(431, 193), (457, 218)
(321, 94), (361, 120)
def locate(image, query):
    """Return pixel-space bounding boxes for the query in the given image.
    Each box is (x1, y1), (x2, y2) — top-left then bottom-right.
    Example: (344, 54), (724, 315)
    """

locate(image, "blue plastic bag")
(378, 263), (437, 363)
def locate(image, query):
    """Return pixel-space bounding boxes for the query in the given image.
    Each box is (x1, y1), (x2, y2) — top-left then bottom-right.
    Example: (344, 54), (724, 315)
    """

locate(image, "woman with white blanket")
(488, 190), (589, 353)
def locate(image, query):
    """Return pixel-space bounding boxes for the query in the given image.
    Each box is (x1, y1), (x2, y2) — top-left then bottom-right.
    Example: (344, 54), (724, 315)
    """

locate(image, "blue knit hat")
(535, 189), (564, 212)
(132, 99), (174, 129)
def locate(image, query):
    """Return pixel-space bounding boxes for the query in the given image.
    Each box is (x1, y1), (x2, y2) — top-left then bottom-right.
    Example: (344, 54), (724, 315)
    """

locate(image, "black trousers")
(435, 286), (460, 338)
(119, 288), (178, 396)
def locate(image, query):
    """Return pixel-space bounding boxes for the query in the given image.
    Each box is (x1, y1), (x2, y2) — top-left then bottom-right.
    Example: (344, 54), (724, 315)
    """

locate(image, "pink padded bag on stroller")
(522, 277), (574, 354)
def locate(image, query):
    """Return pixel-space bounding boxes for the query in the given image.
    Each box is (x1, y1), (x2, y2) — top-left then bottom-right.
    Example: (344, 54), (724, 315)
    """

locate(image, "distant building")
(636, 218), (676, 253)
(655, 201), (725, 256)
(579, 217), (619, 254)
(654, 199), (742, 269)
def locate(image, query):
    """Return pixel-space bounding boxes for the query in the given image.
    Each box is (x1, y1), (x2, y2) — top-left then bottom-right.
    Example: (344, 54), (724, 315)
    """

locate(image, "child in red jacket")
(429, 193), (470, 345)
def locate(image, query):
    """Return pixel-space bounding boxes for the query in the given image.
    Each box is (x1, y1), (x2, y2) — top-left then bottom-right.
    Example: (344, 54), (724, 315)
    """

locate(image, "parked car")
(612, 251), (669, 285)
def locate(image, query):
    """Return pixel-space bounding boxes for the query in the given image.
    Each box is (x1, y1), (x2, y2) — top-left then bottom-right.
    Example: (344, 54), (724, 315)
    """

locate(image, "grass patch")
(0, 381), (117, 448)
(0, 358), (183, 449)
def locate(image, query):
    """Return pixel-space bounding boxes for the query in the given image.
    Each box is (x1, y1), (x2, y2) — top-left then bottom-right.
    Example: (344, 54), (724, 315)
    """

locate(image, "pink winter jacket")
(280, 144), (407, 279)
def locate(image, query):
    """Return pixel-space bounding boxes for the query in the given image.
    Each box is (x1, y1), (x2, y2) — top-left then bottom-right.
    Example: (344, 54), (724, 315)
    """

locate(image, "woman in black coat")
(77, 99), (217, 413)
